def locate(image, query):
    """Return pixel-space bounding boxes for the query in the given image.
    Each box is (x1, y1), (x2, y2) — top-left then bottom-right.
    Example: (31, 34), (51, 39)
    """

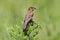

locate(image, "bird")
(22, 7), (36, 30)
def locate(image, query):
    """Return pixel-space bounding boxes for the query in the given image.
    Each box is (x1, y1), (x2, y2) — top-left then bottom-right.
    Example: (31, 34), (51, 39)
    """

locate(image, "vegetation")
(8, 21), (41, 40)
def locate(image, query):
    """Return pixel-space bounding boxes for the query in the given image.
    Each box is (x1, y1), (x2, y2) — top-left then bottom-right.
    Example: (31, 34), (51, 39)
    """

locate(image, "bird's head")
(28, 7), (36, 12)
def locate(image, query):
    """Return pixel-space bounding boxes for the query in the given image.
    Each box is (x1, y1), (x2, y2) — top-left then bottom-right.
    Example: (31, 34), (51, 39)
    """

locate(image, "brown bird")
(22, 7), (36, 30)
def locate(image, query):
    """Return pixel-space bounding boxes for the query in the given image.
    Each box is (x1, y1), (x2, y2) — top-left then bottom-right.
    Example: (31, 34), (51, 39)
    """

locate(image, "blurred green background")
(0, 0), (60, 40)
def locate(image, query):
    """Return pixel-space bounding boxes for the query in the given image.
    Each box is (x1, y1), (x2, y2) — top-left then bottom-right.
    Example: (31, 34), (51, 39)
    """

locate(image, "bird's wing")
(24, 14), (32, 22)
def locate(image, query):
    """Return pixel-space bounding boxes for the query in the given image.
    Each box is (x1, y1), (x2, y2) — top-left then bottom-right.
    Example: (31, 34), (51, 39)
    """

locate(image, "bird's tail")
(22, 22), (27, 30)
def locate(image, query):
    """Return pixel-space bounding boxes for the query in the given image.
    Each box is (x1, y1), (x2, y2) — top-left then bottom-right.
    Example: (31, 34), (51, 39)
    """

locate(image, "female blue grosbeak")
(23, 7), (36, 30)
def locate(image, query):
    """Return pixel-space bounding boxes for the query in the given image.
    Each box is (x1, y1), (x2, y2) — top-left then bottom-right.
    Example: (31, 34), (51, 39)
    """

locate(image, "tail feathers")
(23, 23), (27, 30)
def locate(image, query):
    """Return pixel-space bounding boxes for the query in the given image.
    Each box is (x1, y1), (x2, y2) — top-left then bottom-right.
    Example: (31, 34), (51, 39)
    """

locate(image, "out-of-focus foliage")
(0, 0), (60, 40)
(8, 24), (23, 40)
(8, 22), (41, 40)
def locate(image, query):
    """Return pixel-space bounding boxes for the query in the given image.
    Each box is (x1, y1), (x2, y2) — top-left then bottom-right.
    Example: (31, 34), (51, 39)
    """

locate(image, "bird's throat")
(28, 11), (33, 14)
